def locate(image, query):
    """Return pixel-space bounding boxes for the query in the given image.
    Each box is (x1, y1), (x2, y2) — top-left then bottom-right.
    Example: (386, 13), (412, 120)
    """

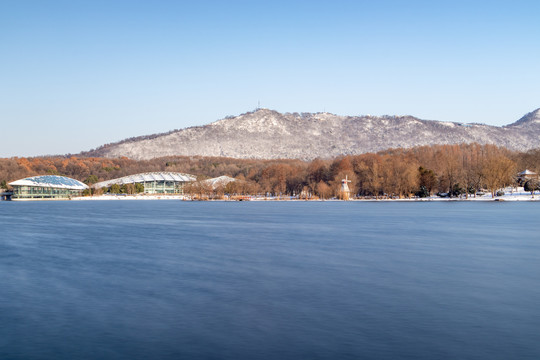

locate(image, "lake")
(1, 201), (539, 359)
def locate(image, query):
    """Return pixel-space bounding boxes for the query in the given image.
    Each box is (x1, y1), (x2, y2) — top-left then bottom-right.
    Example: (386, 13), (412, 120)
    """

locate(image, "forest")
(1, 143), (540, 199)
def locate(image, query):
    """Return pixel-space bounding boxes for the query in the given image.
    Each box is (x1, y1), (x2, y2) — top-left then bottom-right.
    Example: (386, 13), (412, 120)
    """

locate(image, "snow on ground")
(73, 194), (189, 201)
(356, 187), (540, 201)
(72, 187), (540, 201)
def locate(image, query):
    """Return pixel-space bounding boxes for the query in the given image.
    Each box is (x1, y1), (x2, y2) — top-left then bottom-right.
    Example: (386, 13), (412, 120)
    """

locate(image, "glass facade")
(12, 185), (84, 200)
(93, 172), (196, 195)
(143, 180), (186, 194)
(9, 175), (88, 200)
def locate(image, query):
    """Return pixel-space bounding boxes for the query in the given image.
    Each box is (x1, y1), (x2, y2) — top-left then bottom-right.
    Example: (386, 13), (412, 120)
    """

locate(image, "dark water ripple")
(1, 201), (539, 359)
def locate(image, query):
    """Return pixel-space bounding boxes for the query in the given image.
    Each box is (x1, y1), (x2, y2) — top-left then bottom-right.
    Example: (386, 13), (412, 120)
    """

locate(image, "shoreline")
(69, 194), (540, 202)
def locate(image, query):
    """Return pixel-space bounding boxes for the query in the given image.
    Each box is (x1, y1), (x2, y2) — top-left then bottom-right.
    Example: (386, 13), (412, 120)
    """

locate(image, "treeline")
(1, 144), (540, 198)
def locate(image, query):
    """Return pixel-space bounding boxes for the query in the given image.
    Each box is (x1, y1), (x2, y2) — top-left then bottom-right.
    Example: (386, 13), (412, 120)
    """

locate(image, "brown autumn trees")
(481, 154), (516, 197)
(0, 143), (536, 198)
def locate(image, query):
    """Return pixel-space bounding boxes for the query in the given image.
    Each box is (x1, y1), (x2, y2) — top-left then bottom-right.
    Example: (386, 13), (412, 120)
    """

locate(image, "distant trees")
(307, 158), (331, 198)
(524, 179), (540, 197)
(383, 154), (418, 198)
(481, 154), (516, 198)
(84, 175), (99, 185)
(109, 184), (121, 194)
(461, 151), (483, 198)
(354, 154), (383, 198)
(315, 181), (331, 199)
(135, 183), (144, 193)
(260, 164), (290, 197)
(417, 167), (437, 197)
(0, 143), (535, 199)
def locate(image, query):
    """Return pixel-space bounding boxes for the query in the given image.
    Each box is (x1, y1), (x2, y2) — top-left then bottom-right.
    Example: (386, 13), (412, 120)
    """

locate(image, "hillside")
(81, 108), (540, 160)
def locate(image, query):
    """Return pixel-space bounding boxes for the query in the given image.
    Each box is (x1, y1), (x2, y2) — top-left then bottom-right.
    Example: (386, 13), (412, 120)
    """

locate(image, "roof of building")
(518, 169), (537, 176)
(202, 175), (236, 189)
(9, 175), (88, 190)
(93, 172), (196, 188)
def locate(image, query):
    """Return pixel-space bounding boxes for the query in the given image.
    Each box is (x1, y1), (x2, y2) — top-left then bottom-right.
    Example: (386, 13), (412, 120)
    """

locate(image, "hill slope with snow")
(81, 108), (540, 160)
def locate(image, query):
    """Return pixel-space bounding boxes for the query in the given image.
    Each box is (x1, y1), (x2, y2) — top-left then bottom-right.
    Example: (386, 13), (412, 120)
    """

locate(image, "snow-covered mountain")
(81, 108), (540, 160)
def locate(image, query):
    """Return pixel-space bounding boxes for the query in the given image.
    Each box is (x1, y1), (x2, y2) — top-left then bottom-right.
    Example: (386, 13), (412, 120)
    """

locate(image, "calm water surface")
(1, 201), (539, 359)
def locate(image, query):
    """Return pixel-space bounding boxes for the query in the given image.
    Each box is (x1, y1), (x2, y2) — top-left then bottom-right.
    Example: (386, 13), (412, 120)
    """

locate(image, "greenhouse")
(93, 172), (196, 194)
(9, 175), (88, 200)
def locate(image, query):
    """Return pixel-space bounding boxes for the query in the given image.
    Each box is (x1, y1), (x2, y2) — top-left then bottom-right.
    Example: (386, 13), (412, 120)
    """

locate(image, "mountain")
(81, 108), (540, 160)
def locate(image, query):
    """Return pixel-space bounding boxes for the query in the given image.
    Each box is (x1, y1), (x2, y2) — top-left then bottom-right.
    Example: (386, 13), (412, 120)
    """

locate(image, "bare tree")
(482, 155), (516, 198)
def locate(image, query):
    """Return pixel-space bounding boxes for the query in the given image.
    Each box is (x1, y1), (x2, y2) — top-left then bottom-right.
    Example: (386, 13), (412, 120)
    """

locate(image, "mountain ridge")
(80, 108), (540, 160)
(506, 108), (540, 127)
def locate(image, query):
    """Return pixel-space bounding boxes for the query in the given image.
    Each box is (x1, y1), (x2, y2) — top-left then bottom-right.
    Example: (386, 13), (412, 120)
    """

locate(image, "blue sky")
(1, 0), (539, 157)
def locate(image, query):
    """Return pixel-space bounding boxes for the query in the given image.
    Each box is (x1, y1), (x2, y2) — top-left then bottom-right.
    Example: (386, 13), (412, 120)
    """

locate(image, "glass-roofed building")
(93, 172), (196, 194)
(9, 175), (88, 200)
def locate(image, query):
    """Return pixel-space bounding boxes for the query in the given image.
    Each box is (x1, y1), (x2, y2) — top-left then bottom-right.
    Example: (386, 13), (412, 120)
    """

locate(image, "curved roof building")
(9, 175), (88, 200)
(202, 176), (236, 190)
(93, 172), (196, 194)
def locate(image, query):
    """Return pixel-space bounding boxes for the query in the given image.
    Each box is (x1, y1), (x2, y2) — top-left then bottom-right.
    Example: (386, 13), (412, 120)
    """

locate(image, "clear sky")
(1, 0), (540, 157)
